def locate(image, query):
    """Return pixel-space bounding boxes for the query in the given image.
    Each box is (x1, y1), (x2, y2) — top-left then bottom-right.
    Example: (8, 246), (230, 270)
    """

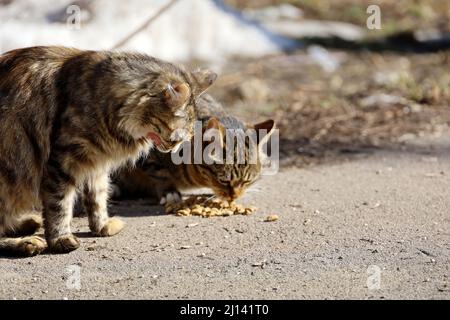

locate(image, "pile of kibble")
(165, 195), (257, 217)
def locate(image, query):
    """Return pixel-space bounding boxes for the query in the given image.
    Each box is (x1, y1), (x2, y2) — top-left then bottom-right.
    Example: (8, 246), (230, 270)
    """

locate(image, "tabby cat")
(113, 94), (275, 203)
(0, 46), (216, 256)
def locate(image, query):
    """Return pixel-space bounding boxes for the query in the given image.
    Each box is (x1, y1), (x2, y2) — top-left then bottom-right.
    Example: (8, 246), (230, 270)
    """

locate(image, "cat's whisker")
(202, 194), (217, 204)
(246, 188), (262, 193)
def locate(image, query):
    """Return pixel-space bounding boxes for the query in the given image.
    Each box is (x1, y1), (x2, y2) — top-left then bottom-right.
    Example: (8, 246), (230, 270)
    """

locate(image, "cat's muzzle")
(156, 128), (191, 153)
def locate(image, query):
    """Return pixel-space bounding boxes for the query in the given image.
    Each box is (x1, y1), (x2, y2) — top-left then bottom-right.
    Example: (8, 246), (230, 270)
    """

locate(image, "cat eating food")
(113, 94), (275, 205)
(0, 46), (216, 256)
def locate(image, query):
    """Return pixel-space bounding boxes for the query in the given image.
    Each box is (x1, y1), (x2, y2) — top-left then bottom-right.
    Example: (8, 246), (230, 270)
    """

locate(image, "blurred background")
(1, 0), (449, 167)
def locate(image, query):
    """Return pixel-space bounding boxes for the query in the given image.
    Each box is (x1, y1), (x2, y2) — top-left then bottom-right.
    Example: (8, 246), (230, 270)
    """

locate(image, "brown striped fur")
(0, 46), (216, 256)
(114, 94), (275, 203)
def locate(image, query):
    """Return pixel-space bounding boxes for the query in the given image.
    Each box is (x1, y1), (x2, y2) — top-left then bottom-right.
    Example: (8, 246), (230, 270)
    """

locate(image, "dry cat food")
(165, 195), (257, 217)
(264, 214), (279, 222)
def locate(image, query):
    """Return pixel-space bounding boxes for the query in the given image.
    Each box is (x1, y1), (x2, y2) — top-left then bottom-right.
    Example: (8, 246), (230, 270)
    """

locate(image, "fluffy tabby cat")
(0, 46), (216, 256)
(114, 94), (275, 203)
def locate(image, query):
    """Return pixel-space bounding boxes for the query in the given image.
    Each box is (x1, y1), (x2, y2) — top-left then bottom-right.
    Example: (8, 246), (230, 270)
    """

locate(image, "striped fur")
(0, 46), (216, 256)
(114, 94), (275, 202)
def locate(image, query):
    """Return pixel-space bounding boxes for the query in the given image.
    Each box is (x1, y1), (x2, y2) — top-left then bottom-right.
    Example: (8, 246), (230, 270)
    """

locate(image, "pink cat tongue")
(146, 132), (162, 146)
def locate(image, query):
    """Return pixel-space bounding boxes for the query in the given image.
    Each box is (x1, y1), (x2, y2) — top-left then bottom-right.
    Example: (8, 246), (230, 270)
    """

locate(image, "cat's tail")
(0, 236), (47, 256)
(0, 214), (46, 256)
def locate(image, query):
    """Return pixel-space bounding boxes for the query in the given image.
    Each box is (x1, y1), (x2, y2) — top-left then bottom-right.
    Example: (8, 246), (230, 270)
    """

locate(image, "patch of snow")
(263, 20), (365, 41)
(244, 4), (303, 21)
(0, 0), (297, 64)
(307, 45), (341, 72)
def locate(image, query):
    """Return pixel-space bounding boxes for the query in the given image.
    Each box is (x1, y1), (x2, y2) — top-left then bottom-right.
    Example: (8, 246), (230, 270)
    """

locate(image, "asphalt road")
(1, 134), (449, 299)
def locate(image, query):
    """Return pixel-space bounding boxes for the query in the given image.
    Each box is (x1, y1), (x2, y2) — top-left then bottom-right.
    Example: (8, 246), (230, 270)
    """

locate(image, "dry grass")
(210, 50), (450, 167)
(225, 0), (450, 36)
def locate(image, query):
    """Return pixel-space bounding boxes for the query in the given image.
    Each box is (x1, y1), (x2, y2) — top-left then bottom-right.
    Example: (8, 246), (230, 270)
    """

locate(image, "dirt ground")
(0, 0), (449, 302)
(1, 5), (450, 298)
(1, 131), (449, 300)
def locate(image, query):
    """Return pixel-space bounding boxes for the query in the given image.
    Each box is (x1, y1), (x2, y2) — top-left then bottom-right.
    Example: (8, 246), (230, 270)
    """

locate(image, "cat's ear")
(205, 117), (225, 135)
(204, 117), (225, 149)
(163, 82), (190, 108)
(254, 119), (275, 147)
(192, 69), (217, 95)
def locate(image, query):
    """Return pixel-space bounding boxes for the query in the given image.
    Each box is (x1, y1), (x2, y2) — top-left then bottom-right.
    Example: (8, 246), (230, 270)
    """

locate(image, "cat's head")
(193, 117), (275, 201)
(119, 65), (217, 153)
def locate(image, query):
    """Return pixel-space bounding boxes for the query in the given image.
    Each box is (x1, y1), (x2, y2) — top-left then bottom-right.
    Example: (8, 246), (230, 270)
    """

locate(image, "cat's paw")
(17, 236), (47, 256)
(98, 217), (125, 237)
(159, 191), (182, 205)
(48, 234), (80, 253)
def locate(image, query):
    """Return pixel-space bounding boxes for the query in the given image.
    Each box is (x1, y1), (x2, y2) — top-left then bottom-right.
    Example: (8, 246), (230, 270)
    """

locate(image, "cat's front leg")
(83, 171), (125, 237)
(42, 164), (80, 253)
